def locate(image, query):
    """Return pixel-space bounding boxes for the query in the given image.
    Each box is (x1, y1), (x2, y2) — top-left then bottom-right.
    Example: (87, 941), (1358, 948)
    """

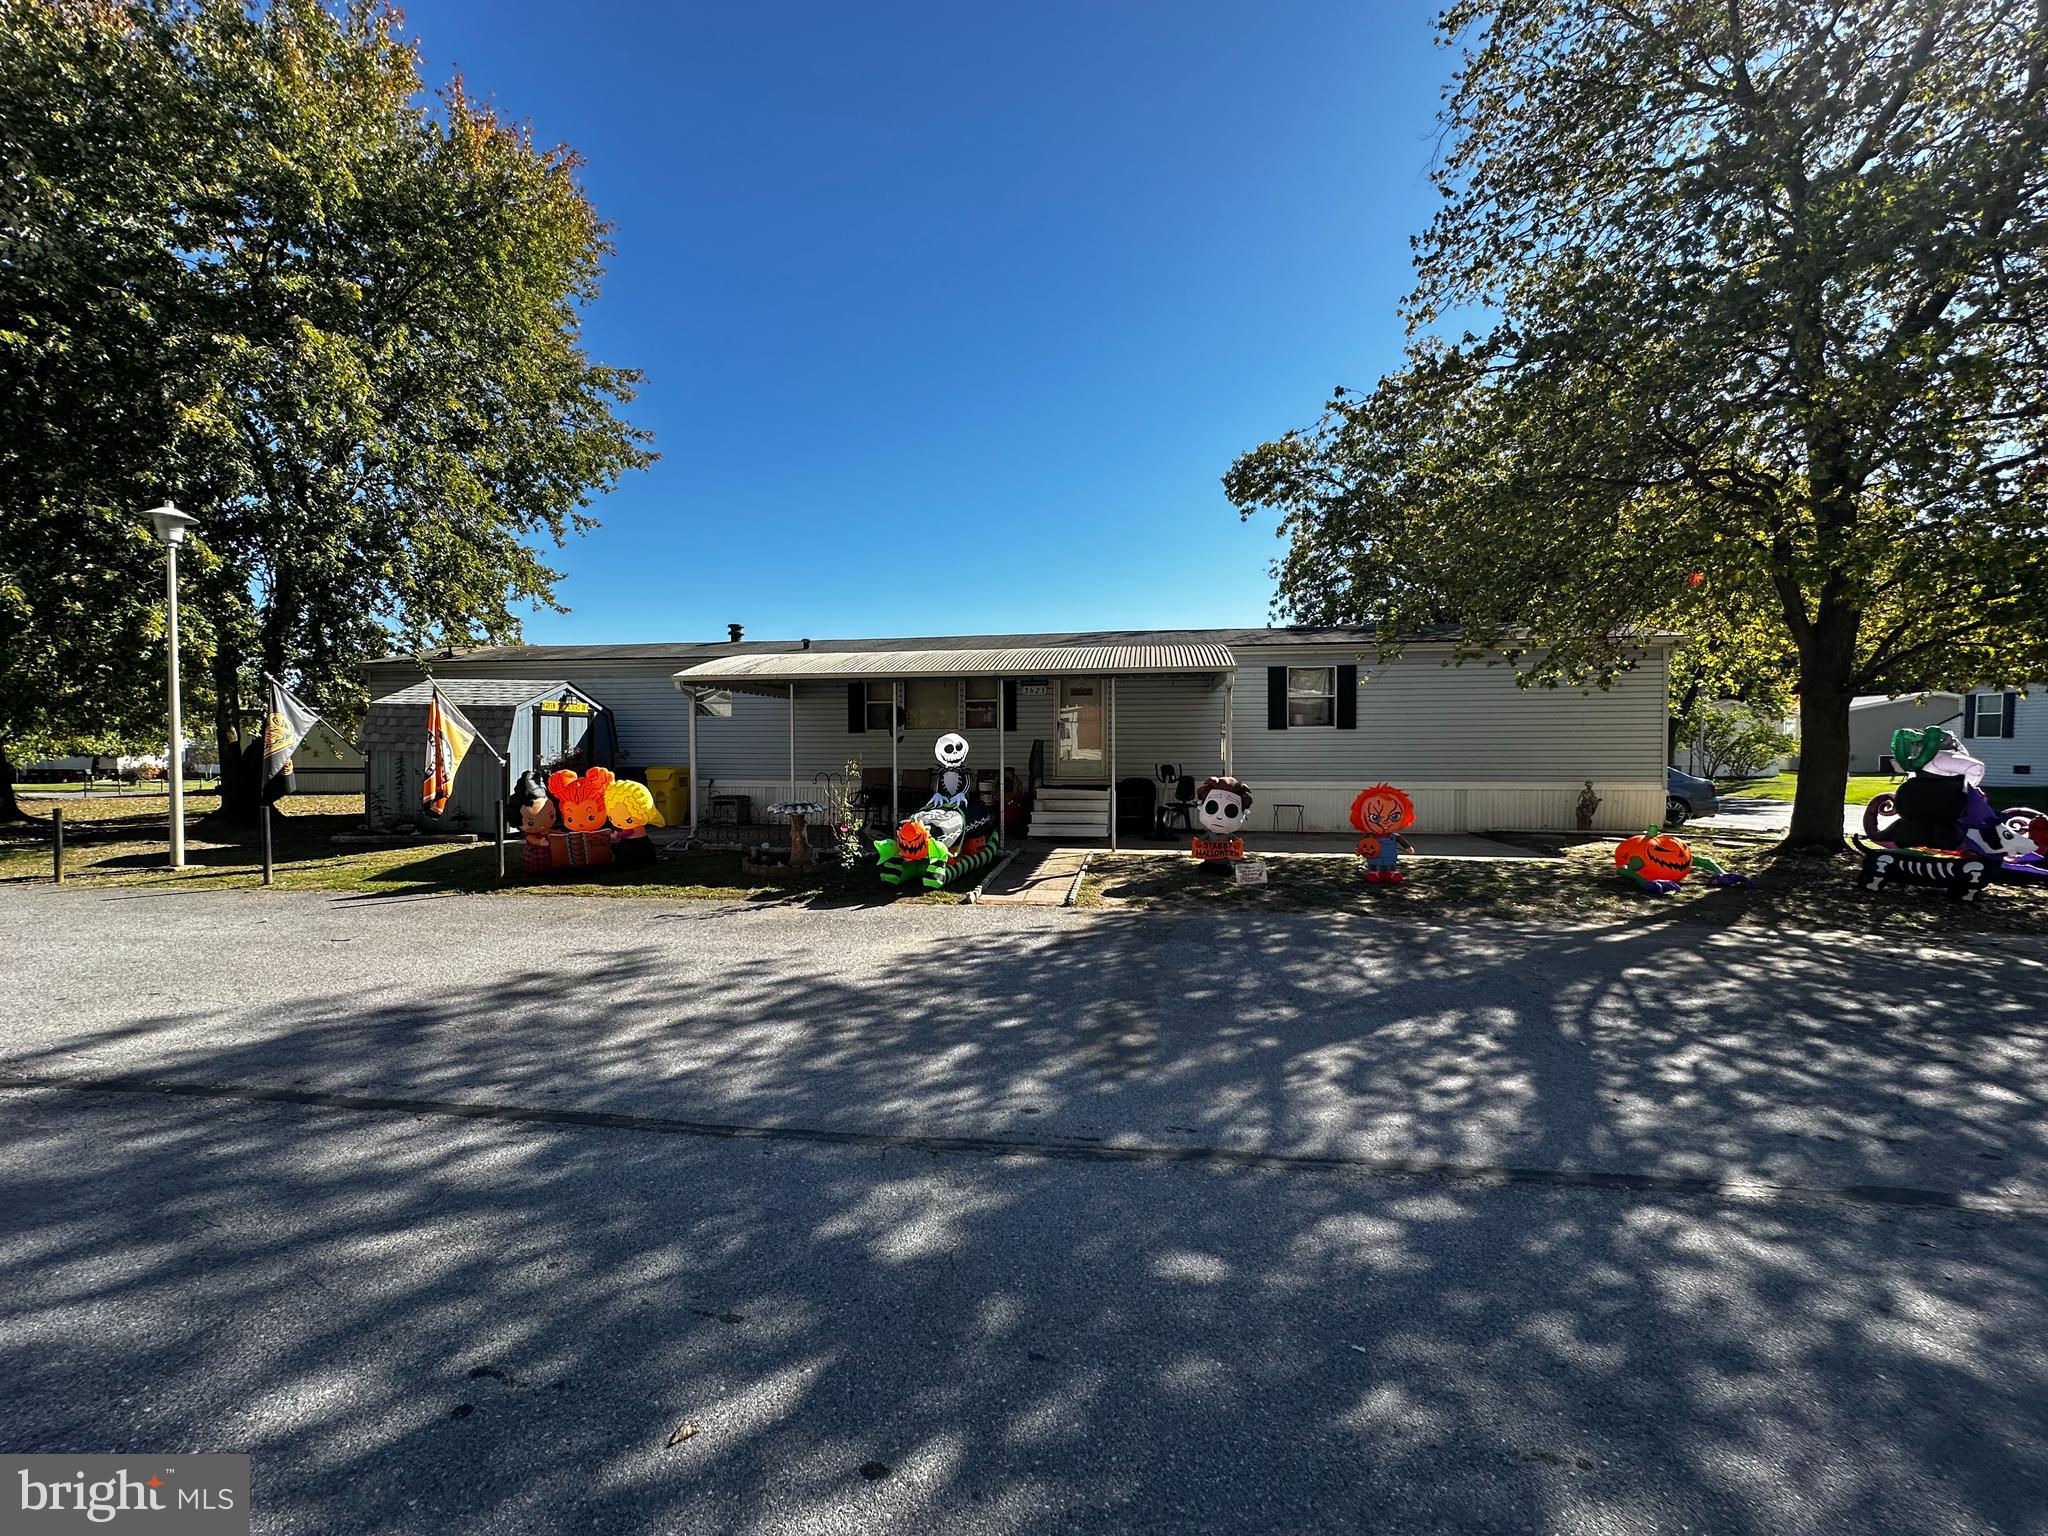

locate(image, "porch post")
(1109, 675), (1118, 851)
(687, 689), (699, 835)
(891, 680), (900, 824)
(996, 675), (1005, 844)
(1222, 671), (1234, 776)
(788, 683), (797, 806)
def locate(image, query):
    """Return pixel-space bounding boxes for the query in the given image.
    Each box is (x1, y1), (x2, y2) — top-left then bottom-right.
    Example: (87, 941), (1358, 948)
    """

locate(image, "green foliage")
(1226, 1), (2048, 844)
(0, 0), (654, 804)
(1690, 704), (1798, 781)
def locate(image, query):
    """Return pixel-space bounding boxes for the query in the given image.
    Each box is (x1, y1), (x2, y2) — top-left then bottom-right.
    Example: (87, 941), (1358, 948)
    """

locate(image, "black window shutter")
(1003, 679), (1018, 732)
(2005, 690), (2019, 738)
(1962, 695), (1976, 738)
(847, 682), (865, 733)
(1267, 667), (1288, 730)
(1336, 665), (1358, 729)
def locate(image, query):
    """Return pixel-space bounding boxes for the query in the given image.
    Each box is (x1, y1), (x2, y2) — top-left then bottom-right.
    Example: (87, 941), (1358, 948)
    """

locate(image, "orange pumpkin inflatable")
(1615, 829), (1694, 885)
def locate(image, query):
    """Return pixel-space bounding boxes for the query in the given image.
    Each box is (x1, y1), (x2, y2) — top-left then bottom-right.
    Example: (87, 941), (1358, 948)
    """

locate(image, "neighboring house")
(283, 719), (366, 794)
(1960, 685), (2043, 788)
(1848, 692), (1963, 774)
(358, 679), (616, 829)
(364, 626), (1677, 837)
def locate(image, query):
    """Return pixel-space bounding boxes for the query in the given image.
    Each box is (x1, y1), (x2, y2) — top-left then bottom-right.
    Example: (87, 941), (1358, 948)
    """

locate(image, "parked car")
(1666, 766), (1719, 826)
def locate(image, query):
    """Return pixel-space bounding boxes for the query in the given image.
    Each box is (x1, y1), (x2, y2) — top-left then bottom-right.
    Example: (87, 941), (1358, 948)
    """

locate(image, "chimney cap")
(726, 622), (744, 643)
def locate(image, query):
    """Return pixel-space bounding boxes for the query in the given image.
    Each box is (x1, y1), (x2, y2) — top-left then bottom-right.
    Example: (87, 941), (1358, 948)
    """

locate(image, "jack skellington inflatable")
(875, 732), (1003, 890)
(1191, 774), (1252, 875)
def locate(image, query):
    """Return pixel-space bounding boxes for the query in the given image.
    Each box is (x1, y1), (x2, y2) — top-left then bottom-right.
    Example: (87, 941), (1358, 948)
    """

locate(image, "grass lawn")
(1726, 772), (1901, 805)
(1732, 771), (2047, 811)
(1079, 833), (2048, 936)
(0, 791), (962, 905)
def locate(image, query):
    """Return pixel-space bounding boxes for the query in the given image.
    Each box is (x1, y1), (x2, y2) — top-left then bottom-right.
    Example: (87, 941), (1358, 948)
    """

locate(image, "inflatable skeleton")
(876, 732), (1001, 890)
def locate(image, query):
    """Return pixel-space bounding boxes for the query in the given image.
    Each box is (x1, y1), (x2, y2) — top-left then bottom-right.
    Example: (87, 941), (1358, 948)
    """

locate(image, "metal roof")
(673, 644), (1237, 693)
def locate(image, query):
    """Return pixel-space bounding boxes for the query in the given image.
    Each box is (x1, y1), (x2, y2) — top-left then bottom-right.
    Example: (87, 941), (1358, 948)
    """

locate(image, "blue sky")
(398, 0), (1452, 644)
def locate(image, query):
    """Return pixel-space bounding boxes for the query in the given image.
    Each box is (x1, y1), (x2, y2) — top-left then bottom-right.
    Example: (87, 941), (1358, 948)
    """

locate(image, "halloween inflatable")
(1614, 827), (1732, 895)
(1349, 783), (1416, 884)
(605, 778), (664, 870)
(1857, 728), (2048, 899)
(515, 771), (559, 875)
(546, 767), (615, 869)
(875, 737), (1002, 890)
(1190, 774), (1251, 874)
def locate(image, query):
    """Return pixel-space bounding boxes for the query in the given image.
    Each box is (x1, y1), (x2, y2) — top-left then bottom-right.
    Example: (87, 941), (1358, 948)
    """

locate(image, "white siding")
(364, 642), (1671, 833)
(1964, 684), (2047, 790)
(1847, 695), (1962, 774)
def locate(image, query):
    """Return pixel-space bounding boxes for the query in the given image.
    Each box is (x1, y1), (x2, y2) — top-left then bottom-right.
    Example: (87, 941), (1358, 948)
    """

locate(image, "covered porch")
(671, 642), (1238, 849)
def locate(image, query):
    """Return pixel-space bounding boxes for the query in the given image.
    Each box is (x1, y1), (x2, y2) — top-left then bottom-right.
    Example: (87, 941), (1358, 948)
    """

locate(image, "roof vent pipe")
(727, 623), (744, 643)
(801, 638), (812, 650)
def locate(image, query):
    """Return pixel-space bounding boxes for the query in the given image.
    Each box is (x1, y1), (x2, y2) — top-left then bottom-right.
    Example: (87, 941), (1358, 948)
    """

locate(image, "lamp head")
(145, 502), (199, 546)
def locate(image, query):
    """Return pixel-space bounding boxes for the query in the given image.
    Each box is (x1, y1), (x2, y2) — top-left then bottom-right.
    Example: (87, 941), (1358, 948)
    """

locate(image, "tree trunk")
(0, 742), (26, 824)
(1785, 612), (1858, 851)
(205, 641), (260, 825)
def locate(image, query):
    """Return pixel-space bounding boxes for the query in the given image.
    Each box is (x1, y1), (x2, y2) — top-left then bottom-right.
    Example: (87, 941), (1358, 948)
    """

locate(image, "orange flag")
(422, 686), (478, 815)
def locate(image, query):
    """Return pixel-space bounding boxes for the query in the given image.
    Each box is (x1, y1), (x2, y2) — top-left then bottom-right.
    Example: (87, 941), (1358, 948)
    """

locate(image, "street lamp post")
(145, 502), (199, 868)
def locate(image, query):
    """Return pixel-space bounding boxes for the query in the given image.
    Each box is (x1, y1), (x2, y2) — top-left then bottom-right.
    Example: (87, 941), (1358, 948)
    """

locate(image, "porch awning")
(673, 643), (1236, 695)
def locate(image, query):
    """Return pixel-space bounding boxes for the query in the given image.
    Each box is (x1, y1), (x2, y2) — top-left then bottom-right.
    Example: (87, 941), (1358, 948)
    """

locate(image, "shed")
(359, 678), (617, 829)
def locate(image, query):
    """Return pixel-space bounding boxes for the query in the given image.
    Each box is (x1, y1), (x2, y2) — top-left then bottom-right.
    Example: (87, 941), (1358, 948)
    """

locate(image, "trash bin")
(644, 765), (691, 825)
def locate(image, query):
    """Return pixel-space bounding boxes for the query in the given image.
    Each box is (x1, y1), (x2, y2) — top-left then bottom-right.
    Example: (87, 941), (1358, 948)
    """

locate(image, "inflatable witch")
(1857, 727), (2047, 901)
(876, 733), (1004, 890)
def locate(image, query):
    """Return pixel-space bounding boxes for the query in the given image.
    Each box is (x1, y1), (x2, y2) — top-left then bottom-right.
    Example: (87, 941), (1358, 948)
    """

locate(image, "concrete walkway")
(975, 842), (1092, 905)
(1056, 831), (1550, 860)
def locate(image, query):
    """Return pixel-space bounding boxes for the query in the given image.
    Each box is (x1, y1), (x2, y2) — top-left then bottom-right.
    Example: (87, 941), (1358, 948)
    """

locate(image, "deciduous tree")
(1226, 0), (2048, 848)
(0, 0), (654, 819)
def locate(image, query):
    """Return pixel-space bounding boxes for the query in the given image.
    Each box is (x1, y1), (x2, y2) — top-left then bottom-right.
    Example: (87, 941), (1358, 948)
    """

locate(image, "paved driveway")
(1695, 793), (1868, 836)
(3, 890), (2046, 1534)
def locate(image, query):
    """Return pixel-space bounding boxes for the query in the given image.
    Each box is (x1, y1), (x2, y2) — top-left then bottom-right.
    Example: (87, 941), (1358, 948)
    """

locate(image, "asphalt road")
(3, 889), (2046, 1534)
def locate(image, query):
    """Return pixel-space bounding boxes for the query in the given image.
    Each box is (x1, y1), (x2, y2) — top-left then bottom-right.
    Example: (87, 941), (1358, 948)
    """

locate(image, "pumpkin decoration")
(1615, 827), (1700, 891)
(895, 818), (931, 863)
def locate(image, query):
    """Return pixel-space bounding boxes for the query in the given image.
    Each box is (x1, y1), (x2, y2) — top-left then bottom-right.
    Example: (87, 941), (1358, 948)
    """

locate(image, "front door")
(1053, 680), (1105, 781)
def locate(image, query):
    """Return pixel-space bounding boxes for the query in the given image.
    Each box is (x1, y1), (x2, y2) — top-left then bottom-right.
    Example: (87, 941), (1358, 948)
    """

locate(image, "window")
(1971, 693), (2010, 736)
(964, 679), (999, 731)
(1285, 667), (1335, 728)
(905, 679), (956, 731)
(692, 690), (732, 719)
(863, 682), (895, 732)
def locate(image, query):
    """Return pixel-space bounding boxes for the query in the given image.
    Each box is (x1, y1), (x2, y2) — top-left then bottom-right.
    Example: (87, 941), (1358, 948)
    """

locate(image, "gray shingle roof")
(371, 625), (1497, 667)
(360, 679), (576, 755)
(369, 678), (576, 708)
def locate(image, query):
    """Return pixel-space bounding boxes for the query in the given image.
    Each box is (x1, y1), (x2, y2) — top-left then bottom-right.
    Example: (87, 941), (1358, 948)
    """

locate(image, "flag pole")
(257, 671), (317, 891)
(430, 681), (510, 883)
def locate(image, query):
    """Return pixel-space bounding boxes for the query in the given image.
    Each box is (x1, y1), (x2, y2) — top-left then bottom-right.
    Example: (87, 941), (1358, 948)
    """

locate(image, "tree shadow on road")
(3, 906), (2047, 1531)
